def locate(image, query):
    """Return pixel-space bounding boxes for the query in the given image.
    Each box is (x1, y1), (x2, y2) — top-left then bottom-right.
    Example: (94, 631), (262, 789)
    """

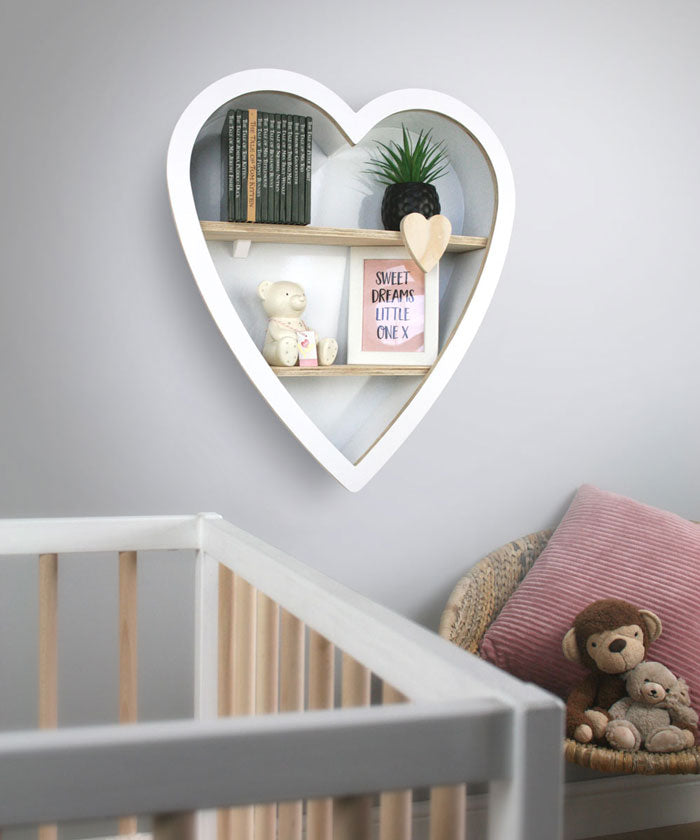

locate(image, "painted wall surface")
(1, 0), (699, 736)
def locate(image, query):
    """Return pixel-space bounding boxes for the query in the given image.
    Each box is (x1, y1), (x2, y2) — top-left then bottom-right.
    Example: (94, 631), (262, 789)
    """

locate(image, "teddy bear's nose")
(608, 638), (626, 653)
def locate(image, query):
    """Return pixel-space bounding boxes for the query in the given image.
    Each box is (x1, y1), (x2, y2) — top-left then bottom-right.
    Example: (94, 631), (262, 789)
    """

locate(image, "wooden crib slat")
(217, 564), (235, 840)
(39, 554), (58, 729)
(230, 575), (256, 840)
(119, 551), (138, 724)
(340, 653), (370, 707)
(333, 654), (372, 840)
(218, 564), (235, 714)
(379, 790), (413, 840)
(380, 683), (412, 840)
(38, 553), (58, 840)
(429, 785), (466, 840)
(232, 575), (256, 715)
(254, 593), (279, 840)
(255, 593), (279, 715)
(39, 553), (58, 730)
(119, 550), (138, 836)
(278, 611), (305, 840)
(306, 631), (334, 840)
(279, 611), (304, 713)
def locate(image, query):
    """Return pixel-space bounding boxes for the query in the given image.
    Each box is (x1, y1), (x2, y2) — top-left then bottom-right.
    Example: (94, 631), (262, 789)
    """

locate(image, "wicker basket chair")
(439, 530), (700, 775)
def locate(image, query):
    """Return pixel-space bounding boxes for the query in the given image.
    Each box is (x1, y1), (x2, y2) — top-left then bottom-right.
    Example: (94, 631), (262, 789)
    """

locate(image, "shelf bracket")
(232, 239), (252, 259)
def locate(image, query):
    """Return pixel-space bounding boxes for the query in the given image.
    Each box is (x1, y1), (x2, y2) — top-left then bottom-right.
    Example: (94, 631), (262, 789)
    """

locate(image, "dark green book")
(292, 115), (301, 224)
(261, 113), (269, 223)
(279, 116), (287, 223)
(234, 110), (243, 222)
(266, 113), (275, 223)
(298, 117), (306, 226)
(220, 110), (235, 221)
(304, 116), (312, 225)
(285, 115), (293, 224)
(241, 110), (249, 221)
(255, 111), (263, 222)
(273, 113), (282, 223)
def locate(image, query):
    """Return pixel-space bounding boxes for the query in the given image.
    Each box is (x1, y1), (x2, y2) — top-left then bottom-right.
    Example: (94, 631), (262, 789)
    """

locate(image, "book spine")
(246, 109), (257, 222)
(292, 115), (301, 224)
(285, 115), (293, 224)
(255, 110), (263, 223)
(266, 113), (275, 223)
(219, 111), (228, 221)
(273, 113), (282, 224)
(305, 116), (312, 225)
(280, 116), (288, 223)
(241, 110), (249, 221)
(261, 113), (269, 223)
(220, 110), (235, 222)
(298, 117), (306, 226)
(234, 110), (243, 222)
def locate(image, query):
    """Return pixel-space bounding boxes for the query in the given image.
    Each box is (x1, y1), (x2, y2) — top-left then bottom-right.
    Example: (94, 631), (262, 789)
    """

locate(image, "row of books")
(220, 108), (312, 225)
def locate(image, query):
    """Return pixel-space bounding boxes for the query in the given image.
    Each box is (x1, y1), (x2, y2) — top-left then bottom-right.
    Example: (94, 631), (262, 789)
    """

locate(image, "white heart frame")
(167, 69), (514, 492)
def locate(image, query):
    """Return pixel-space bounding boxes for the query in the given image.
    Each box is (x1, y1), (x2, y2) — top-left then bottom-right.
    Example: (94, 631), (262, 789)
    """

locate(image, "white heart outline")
(167, 69), (514, 492)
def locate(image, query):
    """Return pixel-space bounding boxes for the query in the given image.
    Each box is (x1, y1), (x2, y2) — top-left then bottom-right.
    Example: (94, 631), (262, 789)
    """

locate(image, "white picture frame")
(347, 247), (439, 366)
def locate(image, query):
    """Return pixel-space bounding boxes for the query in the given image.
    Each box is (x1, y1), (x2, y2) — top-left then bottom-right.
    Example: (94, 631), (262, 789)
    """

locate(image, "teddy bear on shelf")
(257, 280), (338, 368)
(605, 661), (698, 753)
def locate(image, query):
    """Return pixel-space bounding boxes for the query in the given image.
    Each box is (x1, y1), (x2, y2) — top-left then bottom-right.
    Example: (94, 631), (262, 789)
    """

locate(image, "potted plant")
(365, 125), (449, 231)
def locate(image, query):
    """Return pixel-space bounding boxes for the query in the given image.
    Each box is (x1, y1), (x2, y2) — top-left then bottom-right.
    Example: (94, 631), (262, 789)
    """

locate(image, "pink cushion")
(480, 485), (700, 714)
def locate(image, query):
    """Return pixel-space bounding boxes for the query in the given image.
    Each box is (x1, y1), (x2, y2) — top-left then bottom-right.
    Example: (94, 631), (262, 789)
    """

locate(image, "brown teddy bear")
(562, 599), (663, 743)
(605, 661), (698, 752)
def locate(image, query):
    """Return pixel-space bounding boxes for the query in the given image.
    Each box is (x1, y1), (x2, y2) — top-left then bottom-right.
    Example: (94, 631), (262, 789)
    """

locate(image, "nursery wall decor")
(167, 69), (514, 491)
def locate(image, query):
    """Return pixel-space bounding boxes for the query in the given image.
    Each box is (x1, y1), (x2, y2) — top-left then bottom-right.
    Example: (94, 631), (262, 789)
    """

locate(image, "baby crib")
(0, 514), (563, 840)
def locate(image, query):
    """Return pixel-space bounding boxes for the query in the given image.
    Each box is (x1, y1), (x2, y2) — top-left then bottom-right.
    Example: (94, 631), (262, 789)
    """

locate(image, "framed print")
(347, 247), (439, 366)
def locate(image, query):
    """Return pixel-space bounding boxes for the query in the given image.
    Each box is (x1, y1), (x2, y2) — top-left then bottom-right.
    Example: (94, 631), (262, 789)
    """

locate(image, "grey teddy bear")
(605, 661), (698, 753)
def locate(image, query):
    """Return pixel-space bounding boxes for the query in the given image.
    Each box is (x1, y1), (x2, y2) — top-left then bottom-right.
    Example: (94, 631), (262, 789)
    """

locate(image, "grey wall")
(1, 0), (699, 730)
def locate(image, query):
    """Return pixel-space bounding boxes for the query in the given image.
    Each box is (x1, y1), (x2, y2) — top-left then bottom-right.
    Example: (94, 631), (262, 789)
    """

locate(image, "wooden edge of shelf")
(271, 365), (431, 377)
(200, 221), (487, 253)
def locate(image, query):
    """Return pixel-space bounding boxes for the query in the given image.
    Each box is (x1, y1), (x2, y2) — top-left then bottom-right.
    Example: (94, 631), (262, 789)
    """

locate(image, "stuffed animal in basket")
(605, 661), (698, 752)
(561, 599), (663, 743)
(664, 674), (699, 730)
(258, 280), (337, 368)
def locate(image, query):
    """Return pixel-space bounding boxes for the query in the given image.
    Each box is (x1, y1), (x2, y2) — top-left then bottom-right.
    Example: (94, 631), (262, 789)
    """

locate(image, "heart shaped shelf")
(167, 69), (514, 492)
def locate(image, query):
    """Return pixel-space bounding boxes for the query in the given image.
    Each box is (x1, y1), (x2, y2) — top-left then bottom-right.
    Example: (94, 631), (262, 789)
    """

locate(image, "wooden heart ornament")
(167, 70), (514, 491)
(400, 213), (452, 273)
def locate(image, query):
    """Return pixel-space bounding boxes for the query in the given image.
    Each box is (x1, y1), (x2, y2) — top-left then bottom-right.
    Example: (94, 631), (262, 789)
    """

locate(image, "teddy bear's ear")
(562, 628), (581, 663)
(639, 609), (662, 643)
(258, 280), (272, 300)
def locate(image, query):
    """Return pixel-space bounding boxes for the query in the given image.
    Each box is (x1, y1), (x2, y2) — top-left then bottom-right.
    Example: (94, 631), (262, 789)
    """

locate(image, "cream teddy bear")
(605, 661), (698, 753)
(257, 280), (337, 368)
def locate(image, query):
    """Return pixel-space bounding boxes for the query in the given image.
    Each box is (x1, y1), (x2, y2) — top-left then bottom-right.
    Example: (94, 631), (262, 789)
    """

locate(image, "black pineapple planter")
(381, 182), (441, 231)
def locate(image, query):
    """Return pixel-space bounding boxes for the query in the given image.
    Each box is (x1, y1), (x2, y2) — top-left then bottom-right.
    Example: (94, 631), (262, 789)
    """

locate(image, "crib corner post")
(194, 549), (219, 719)
(487, 698), (564, 840)
(193, 549), (219, 840)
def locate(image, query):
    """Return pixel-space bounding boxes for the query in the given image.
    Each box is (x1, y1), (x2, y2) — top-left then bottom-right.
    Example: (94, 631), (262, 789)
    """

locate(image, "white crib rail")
(0, 514), (564, 840)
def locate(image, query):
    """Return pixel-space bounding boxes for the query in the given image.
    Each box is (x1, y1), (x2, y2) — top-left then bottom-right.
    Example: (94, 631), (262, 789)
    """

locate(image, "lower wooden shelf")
(271, 365), (431, 377)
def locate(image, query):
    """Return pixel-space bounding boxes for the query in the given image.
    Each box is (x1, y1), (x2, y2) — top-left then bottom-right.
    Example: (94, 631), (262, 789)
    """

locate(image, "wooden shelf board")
(201, 222), (487, 253)
(272, 365), (431, 377)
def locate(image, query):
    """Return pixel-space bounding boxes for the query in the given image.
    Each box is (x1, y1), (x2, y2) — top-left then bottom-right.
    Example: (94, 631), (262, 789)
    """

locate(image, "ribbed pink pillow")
(480, 485), (700, 711)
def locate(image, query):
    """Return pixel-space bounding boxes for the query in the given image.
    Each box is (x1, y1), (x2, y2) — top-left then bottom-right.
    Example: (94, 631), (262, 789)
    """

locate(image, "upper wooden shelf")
(201, 221), (488, 252)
